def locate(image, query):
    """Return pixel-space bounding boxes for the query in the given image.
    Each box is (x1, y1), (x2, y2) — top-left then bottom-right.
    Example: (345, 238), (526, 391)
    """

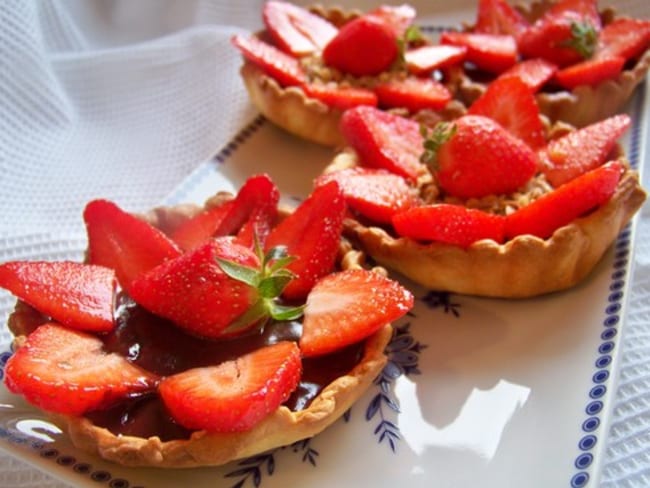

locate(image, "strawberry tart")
(453, 0), (650, 128)
(232, 1), (464, 146)
(0, 175), (413, 467)
(319, 99), (646, 298)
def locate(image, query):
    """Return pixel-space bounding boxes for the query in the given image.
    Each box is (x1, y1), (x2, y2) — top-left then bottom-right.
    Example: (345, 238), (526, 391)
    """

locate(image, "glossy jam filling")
(85, 294), (364, 441)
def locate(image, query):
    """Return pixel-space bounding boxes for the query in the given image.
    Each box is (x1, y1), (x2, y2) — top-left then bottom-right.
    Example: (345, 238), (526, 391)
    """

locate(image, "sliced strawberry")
(404, 44), (467, 76)
(4, 322), (158, 416)
(0, 261), (115, 333)
(505, 160), (624, 239)
(300, 269), (413, 357)
(340, 106), (426, 182)
(231, 34), (306, 87)
(368, 4), (416, 37)
(425, 115), (538, 198)
(302, 83), (378, 110)
(553, 55), (625, 89)
(518, 0), (601, 67)
(596, 17), (650, 61)
(392, 204), (506, 247)
(264, 181), (345, 301)
(439, 31), (518, 73)
(170, 201), (234, 251)
(540, 113), (631, 187)
(159, 341), (301, 432)
(499, 57), (558, 92)
(322, 15), (398, 76)
(84, 199), (181, 290)
(215, 174), (280, 249)
(263, 0), (338, 56)
(315, 167), (419, 224)
(474, 0), (530, 39)
(468, 76), (546, 149)
(129, 237), (260, 339)
(374, 77), (452, 113)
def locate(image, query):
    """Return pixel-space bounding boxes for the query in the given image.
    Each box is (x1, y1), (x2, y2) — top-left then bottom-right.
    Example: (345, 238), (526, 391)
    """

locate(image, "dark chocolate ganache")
(86, 293), (364, 441)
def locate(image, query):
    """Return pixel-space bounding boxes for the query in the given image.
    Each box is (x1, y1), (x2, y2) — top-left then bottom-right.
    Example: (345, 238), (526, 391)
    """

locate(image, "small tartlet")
(6, 192), (393, 468)
(237, 6), (464, 147)
(455, 0), (650, 128)
(325, 150), (646, 298)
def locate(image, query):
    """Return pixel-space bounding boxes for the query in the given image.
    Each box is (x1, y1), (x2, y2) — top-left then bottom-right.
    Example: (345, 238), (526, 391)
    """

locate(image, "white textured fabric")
(0, 1), (648, 487)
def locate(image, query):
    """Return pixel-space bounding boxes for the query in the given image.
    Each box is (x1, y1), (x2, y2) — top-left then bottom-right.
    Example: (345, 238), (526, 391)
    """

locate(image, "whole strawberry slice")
(84, 199), (181, 290)
(506, 160), (624, 239)
(553, 55), (625, 89)
(187, 174), (279, 250)
(375, 77), (452, 113)
(299, 269), (413, 357)
(170, 201), (235, 251)
(227, 174), (280, 249)
(540, 114), (631, 187)
(302, 83), (378, 110)
(439, 31), (518, 73)
(263, 0), (338, 56)
(322, 14), (398, 76)
(315, 167), (419, 224)
(368, 4), (416, 38)
(499, 57), (558, 92)
(5, 322), (158, 416)
(595, 17), (650, 62)
(129, 237), (261, 339)
(0, 261), (116, 333)
(340, 106), (426, 182)
(231, 34), (306, 87)
(264, 181), (345, 301)
(468, 76), (546, 149)
(392, 204), (506, 247)
(159, 341), (301, 432)
(518, 0), (601, 67)
(474, 0), (530, 39)
(404, 44), (467, 76)
(422, 115), (538, 199)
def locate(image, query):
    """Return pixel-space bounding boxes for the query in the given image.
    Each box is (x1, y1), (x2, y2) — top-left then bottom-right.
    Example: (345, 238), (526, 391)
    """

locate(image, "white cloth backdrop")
(0, 1), (648, 486)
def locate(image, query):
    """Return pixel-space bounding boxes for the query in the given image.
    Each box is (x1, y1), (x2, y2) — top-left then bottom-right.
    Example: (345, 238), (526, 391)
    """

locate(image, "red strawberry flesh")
(299, 269), (413, 357)
(506, 160), (624, 239)
(5, 322), (158, 416)
(263, 1), (338, 56)
(0, 261), (116, 333)
(159, 341), (301, 432)
(393, 204), (506, 247)
(340, 106), (426, 182)
(84, 199), (181, 291)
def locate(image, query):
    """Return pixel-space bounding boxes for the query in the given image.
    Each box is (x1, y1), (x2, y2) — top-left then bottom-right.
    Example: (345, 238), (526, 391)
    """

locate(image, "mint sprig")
(216, 236), (304, 334)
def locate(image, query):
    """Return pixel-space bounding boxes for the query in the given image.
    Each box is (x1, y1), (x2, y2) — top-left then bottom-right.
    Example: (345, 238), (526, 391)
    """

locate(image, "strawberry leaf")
(561, 21), (598, 59)
(216, 236), (304, 332)
(420, 122), (457, 165)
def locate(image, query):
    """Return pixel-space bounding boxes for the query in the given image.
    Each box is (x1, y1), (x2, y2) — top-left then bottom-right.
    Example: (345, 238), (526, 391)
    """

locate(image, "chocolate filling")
(85, 294), (364, 441)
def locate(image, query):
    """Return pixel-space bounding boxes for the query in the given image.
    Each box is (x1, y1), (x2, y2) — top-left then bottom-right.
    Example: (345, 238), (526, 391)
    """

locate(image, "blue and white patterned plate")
(0, 80), (646, 488)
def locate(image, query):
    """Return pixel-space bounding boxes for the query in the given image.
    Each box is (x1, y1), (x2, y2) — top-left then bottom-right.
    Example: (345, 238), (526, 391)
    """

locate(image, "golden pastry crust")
(7, 194), (394, 467)
(327, 151), (647, 298)
(240, 61), (347, 146)
(455, 0), (650, 128)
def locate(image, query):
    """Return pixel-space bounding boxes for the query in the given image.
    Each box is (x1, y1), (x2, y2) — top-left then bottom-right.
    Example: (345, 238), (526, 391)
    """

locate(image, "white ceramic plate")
(0, 81), (646, 488)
